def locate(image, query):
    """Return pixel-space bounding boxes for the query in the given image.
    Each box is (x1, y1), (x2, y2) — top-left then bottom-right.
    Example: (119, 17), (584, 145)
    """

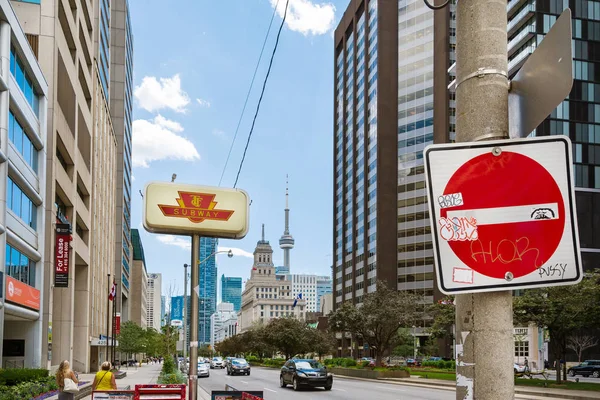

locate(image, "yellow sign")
(143, 182), (249, 238)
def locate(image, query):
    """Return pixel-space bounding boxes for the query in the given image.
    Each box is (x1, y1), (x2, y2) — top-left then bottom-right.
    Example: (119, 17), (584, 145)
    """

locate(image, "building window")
(514, 341), (529, 358)
(7, 177), (37, 229)
(10, 46), (39, 115)
(9, 111), (38, 171)
(6, 244), (35, 286)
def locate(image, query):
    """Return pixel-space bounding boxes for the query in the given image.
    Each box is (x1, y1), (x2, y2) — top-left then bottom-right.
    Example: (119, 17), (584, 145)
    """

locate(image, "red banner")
(114, 313), (121, 335)
(6, 276), (40, 311)
(55, 230), (71, 288)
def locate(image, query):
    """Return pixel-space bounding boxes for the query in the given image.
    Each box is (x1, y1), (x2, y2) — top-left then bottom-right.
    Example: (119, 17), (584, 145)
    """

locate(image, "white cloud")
(134, 74), (190, 113)
(132, 175), (136, 182)
(132, 117), (200, 168)
(157, 235), (191, 250)
(218, 246), (254, 259)
(154, 114), (184, 132)
(196, 98), (211, 107)
(270, 0), (336, 36)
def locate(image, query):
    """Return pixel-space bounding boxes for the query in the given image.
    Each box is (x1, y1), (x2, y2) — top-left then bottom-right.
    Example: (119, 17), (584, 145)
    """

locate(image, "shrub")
(157, 372), (186, 385)
(161, 357), (176, 375)
(323, 358), (357, 367)
(421, 360), (455, 370)
(246, 355), (259, 363)
(262, 359), (285, 368)
(360, 361), (371, 368)
(0, 369), (49, 386)
(0, 376), (60, 400)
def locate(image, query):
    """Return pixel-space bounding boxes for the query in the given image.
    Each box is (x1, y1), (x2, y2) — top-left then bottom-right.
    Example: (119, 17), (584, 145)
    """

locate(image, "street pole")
(183, 263), (188, 360)
(106, 273), (110, 363)
(188, 235), (200, 400)
(454, 0), (513, 398)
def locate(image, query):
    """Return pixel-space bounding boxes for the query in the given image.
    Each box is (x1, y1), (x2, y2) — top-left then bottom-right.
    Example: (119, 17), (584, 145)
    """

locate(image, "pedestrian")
(524, 357), (529, 372)
(56, 360), (79, 400)
(92, 361), (117, 391)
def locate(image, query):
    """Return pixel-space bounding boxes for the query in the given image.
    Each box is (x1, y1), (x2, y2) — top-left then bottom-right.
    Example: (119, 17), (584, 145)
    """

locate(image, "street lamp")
(183, 263), (189, 360)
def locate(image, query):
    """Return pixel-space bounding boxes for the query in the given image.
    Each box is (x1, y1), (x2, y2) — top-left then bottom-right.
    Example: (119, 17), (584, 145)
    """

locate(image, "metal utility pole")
(105, 273), (111, 363)
(454, 0), (513, 399)
(183, 263), (188, 360)
(189, 236), (200, 400)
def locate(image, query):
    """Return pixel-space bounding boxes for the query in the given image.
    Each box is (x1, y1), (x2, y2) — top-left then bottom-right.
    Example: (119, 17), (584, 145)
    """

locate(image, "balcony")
(508, 45), (535, 75)
(507, 0), (528, 18)
(508, 3), (536, 37)
(508, 25), (536, 57)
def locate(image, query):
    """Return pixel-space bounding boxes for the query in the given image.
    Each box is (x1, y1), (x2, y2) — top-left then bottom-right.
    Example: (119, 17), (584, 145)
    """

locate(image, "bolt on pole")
(454, 0), (514, 398)
(188, 236), (200, 400)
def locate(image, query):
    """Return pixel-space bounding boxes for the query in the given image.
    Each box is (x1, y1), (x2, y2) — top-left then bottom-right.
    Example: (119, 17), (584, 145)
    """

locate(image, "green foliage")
(245, 355), (259, 363)
(323, 358), (357, 367)
(117, 321), (146, 355)
(0, 376), (60, 400)
(329, 281), (424, 366)
(264, 317), (314, 359)
(0, 368), (49, 385)
(162, 357), (176, 375)
(261, 359), (286, 368)
(198, 345), (212, 358)
(157, 371), (186, 385)
(392, 328), (415, 358)
(144, 328), (162, 357)
(361, 360), (371, 368)
(426, 296), (455, 342)
(421, 360), (456, 369)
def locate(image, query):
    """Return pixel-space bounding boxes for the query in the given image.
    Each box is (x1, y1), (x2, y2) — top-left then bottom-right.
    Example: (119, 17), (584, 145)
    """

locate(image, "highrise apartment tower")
(279, 176), (294, 269)
(110, 0), (133, 325)
(198, 237), (218, 345)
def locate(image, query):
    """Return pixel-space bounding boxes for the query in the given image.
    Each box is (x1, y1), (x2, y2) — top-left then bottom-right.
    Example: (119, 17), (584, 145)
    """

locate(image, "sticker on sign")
(424, 136), (582, 294)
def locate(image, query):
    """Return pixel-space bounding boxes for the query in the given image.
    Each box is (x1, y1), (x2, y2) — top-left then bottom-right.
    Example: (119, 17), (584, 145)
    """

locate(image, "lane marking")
(333, 388), (347, 392)
(263, 388), (277, 393)
(446, 203), (559, 225)
(240, 380), (249, 384)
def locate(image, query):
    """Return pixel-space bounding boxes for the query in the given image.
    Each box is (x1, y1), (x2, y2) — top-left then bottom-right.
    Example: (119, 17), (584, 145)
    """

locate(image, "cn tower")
(279, 175), (295, 269)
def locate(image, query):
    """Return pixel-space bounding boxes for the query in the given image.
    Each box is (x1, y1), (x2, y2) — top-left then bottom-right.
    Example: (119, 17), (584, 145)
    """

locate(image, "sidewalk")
(44, 362), (164, 400)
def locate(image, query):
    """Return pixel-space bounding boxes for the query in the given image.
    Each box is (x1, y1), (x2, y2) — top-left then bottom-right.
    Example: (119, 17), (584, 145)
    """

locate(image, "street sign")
(424, 136), (582, 294)
(508, 8), (573, 138)
(144, 182), (250, 239)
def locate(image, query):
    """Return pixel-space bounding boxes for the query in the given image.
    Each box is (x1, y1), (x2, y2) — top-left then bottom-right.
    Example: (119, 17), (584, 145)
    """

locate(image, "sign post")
(144, 182), (249, 400)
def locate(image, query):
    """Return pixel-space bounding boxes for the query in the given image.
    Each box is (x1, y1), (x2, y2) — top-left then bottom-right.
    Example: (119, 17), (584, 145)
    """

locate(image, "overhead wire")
(218, 0), (282, 186)
(233, 0), (291, 188)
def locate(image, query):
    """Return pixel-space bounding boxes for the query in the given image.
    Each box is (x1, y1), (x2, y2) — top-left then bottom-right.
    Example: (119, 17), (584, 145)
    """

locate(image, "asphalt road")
(545, 370), (600, 384)
(196, 366), (455, 400)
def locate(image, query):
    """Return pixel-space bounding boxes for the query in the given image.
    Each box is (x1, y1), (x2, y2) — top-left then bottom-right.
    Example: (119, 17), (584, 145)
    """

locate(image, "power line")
(218, 0), (281, 186)
(233, 0), (290, 188)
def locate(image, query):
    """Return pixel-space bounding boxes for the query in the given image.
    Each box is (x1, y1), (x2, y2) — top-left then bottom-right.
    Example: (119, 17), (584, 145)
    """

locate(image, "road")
(545, 370), (600, 384)
(197, 366), (455, 400)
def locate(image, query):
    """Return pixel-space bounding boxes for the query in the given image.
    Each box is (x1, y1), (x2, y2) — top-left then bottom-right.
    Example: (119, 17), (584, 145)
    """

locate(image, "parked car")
(568, 360), (600, 378)
(227, 358), (251, 376)
(360, 357), (375, 367)
(211, 357), (224, 369)
(198, 362), (210, 378)
(514, 363), (526, 373)
(406, 358), (421, 367)
(280, 359), (332, 391)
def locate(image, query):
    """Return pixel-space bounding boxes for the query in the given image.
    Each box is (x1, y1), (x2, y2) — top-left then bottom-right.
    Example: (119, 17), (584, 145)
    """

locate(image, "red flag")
(109, 280), (116, 301)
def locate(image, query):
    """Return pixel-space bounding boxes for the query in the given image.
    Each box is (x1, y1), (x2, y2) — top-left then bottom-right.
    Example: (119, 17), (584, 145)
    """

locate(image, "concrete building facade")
(289, 274), (331, 313)
(210, 302), (237, 348)
(109, 0), (133, 327)
(0, 0), (48, 369)
(147, 273), (161, 332)
(11, 0), (106, 371)
(239, 226), (306, 332)
(130, 228), (147, 329)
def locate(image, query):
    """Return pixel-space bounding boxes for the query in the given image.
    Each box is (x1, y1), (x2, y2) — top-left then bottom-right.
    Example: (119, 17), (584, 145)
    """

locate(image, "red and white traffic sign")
(424, 136), (582, 294)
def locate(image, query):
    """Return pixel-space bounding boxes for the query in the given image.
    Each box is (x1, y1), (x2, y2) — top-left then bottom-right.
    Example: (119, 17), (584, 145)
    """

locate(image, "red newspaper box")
(134, 384), (186, 400)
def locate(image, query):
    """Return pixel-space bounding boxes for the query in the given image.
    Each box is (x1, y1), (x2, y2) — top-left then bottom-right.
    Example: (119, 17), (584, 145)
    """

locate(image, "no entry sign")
(424, 136), (582, 294)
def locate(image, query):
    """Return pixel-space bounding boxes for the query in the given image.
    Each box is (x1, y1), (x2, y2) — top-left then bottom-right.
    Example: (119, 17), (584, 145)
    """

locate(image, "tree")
(264, 317), (312, 360)
(117, 321), (145, 358)
(198, 345), (212, 358)
(392, 329), (414, 358)
(514, 270), (600, 383)
(144, 328), (161, 357)
(215, 334), (245, 357)
(329, 280), (423, 366)
(567, 335), (599, 363)
(427, 296), (455, 342)
(243, 325), (273, 360)
(310, 329), (337, 360)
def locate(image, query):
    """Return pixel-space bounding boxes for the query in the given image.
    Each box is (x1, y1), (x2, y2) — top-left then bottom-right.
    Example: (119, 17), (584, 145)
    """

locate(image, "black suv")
(280, 359), (332, 391)
(227, 358), (250, 376)
(568, 360), (600, 378)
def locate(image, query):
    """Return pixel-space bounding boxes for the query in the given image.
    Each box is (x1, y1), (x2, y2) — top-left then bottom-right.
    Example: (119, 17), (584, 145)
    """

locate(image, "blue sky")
(129, 0), (347, 299)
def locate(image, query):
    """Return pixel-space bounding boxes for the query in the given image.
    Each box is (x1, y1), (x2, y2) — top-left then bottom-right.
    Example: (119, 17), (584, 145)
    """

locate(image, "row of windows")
(398, 195), (428, 208)
(7, 177), (36, 229)
(6, 243), (35, 286)
(398, 180), (426, 194)
(10, 46), (39, 116)
(398, 257), (435, 269)
(8, 111), (38, 171)
(398, 104), (434, 122)
(398, 210), (430, 223)
(398, 272), (434, 283)
(398, 226), (431, 238)
(398, 242), (433, 253)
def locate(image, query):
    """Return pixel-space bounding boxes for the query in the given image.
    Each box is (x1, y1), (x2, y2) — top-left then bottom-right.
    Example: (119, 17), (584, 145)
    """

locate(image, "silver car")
(211, 357), (224, 369)
(198, 362), (210, 377)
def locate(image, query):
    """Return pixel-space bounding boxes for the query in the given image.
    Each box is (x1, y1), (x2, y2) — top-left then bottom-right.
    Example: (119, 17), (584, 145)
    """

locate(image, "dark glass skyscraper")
(199, 237), (218, 344)
(221, 275), (242, 312)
